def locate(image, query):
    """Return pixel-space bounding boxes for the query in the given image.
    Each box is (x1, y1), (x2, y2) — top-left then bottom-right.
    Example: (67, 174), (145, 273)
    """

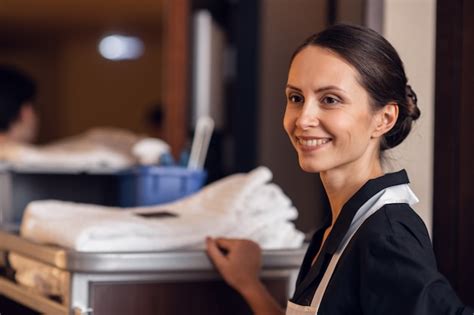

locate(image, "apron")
(286, 184), (418, 315)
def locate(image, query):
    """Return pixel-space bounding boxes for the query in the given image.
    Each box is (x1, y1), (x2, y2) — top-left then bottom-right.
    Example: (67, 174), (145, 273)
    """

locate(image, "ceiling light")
(98, 35), (144, 61)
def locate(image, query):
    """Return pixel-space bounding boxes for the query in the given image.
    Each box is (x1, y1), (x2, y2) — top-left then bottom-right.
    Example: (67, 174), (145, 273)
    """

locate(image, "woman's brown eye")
(323, 96), (340, 105)
(289, 94), (303, 103)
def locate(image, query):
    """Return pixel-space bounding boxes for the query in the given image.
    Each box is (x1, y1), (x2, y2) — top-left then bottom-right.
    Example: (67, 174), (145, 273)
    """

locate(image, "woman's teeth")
(298, 138), (330, 146)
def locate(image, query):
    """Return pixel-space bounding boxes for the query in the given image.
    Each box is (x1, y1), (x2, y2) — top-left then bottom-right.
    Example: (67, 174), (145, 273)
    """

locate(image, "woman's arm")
(206, 237), (285, 315)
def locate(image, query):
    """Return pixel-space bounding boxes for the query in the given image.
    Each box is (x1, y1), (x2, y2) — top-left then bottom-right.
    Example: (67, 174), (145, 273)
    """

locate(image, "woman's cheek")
(283, 107), (295, 136)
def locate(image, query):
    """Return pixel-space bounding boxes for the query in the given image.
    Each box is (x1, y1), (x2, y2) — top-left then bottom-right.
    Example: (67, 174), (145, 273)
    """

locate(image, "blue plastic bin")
(118, 166), (207, 207)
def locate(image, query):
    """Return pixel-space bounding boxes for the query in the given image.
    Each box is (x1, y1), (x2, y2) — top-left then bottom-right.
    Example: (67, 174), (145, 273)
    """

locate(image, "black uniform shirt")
(290, 170), (473, 315)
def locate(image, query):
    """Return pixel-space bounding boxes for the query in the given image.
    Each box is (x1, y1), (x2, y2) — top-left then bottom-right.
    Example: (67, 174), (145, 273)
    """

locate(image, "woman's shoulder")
(351, 203), (472, 315)
(356, 203), (432, 250)
(351, 203), (439, 275)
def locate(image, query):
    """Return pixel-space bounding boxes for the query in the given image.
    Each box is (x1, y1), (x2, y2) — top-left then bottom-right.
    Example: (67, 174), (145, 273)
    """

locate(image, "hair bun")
(405, 84), (420, 120)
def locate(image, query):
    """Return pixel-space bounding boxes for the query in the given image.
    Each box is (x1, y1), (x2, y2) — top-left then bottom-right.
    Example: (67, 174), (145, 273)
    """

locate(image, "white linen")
(20, 167), (305, 252)
(0, 127), (170, 172)
(21, 201), (235, 252)
(132, 138), (170, 165)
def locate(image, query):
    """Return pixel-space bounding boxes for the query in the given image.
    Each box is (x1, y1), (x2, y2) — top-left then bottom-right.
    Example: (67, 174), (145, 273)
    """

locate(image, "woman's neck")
(320, 162), (383, 226)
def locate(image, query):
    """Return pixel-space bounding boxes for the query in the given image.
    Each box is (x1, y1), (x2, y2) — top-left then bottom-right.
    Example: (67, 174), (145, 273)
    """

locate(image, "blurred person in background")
(0, 65), (38, 144)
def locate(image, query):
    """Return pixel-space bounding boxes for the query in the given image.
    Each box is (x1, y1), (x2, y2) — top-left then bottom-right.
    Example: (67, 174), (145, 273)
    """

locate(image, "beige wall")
(383, 0), (436, 234)
(258, 0), (327, 233)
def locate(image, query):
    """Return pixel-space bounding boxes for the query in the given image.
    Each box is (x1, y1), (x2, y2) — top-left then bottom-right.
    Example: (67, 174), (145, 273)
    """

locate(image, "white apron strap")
(286, 301), (317, 315)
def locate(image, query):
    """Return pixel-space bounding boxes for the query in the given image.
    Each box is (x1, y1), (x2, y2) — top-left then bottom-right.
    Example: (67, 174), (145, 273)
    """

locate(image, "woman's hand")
(206, 237), (262, 293)
(206, 237), (285, 315)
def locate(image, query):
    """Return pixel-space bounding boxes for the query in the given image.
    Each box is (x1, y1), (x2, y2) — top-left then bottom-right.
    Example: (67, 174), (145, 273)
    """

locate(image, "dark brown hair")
(291, 24), (420, 150)
(0, 65), (37, 131)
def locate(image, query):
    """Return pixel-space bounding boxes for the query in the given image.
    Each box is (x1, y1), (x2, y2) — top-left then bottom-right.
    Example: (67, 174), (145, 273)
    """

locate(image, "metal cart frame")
(0, 228), (305, 315)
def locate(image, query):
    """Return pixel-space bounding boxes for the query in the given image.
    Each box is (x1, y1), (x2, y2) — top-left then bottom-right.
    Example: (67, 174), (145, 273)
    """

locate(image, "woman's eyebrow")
(286, 84), (302, 91)
(286, 84), (347, 94)
(314, 85), (347, 94)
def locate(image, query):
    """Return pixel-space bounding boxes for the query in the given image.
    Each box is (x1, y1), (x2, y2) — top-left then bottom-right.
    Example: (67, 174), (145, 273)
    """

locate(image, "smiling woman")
(284, 46), (387, 175)
(206, 24), (473, 315)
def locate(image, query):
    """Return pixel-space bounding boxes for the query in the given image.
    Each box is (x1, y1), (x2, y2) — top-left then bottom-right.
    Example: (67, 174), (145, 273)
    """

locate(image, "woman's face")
(283, 46), (382, 174)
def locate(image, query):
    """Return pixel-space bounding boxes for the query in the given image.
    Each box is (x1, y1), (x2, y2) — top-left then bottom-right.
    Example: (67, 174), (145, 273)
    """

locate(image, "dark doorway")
(433, 0), (474, 306)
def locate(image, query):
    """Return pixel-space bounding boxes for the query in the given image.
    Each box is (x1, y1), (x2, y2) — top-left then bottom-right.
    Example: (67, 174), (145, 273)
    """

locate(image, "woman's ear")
(372, 102), (399, 138)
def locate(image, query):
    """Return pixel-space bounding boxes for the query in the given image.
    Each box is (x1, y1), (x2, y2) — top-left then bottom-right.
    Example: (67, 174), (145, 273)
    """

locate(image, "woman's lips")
(296, 136), (332, 152)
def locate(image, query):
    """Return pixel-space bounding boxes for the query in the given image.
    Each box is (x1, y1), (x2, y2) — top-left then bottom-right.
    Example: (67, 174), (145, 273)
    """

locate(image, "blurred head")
(0, 65), (38, 143)
(283, 24), (420, 174)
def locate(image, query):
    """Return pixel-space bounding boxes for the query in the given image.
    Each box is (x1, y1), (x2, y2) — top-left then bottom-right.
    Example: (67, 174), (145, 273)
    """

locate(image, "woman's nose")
(295, 103), (319, 130)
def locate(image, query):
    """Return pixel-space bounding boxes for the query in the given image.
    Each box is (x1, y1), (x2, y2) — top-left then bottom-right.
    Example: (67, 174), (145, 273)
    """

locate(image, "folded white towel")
(245, 221), (305, 250)
(10, 144), (134, 171)
(20, 166), (305, 252)
(242, 183), (293, 214)
(145, 166), (275, 216)
(21, 200), (235, 252)
(0, 127), (170, 172)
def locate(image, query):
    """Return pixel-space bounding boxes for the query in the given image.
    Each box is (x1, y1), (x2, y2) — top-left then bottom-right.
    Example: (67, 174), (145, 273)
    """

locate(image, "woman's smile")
(295, 136), (332, 152)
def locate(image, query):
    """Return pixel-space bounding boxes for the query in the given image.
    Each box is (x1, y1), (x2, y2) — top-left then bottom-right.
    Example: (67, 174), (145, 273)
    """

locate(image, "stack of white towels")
(11, 167), (304, 298)
(19, 166), (304, 251)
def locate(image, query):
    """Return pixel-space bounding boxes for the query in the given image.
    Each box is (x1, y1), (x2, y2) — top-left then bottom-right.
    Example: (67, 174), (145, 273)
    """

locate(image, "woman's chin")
(298, 160), (323, 173)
